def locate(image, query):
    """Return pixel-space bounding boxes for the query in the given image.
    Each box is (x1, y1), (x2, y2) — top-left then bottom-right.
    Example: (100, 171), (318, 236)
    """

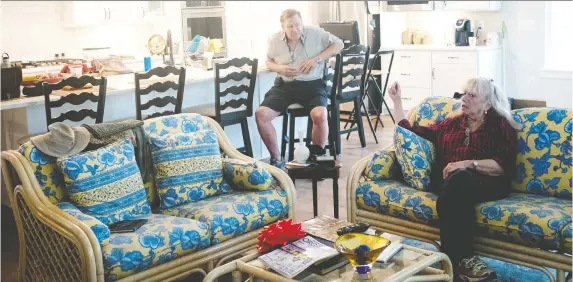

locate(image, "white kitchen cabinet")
(380, 46), (502, 112)
(432, 63), (477, 97)
(62, 1), (150, 27)
(441, 1), (501, 11)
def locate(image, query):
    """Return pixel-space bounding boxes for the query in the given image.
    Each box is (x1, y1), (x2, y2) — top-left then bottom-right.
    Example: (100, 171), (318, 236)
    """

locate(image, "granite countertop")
(1, 64), (271, 111)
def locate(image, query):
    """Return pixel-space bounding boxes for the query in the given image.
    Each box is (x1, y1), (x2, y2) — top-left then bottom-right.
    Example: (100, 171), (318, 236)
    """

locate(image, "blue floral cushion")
(142, 113), (216, 207)
(57, 202), (111, 246)
(364, 150), (402, 181)
(356, 180), (438, 224)
(150, 130), (231, 209)
(102, 214), (210, 281)
(476, 193), (572, 250)
(412, 96), (461, 127)
(394, 125), (436, 191)
(222, 158), (274, 191)
(161, 189), (289, 245)
(57, 139), (151, 225)
(511, 108), (572, 199)
(19, 142), (66, 204)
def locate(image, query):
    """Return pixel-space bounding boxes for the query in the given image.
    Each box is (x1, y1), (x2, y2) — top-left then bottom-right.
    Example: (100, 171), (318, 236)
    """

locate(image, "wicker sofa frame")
(1, 117), (296, 282)
(346, 107), (572, 282)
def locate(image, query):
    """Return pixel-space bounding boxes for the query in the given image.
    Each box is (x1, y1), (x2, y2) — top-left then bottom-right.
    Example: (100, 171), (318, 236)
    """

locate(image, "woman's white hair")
(463, 77), (522, 129)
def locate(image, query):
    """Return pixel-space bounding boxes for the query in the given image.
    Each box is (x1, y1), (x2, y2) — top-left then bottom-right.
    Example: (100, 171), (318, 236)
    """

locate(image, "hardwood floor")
(0, 116), (396, 282)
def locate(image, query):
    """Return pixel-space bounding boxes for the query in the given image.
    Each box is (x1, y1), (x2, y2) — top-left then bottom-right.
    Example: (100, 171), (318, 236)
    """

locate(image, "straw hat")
(30, 123), (90, 158)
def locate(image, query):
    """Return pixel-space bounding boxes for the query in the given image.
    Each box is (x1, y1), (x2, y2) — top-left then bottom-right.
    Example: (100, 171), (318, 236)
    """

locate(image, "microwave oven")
(382, 1), (434, 12)
(181, 6), (227, 55)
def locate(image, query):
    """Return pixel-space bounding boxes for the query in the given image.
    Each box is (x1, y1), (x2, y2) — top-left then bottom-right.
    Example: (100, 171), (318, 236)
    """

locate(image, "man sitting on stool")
(255, 9), (344, 170)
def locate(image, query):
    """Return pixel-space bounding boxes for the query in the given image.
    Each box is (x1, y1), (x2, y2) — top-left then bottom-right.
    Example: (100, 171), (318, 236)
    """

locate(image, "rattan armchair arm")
(205, 117), (297, 222)
(1, 151), (105, 282)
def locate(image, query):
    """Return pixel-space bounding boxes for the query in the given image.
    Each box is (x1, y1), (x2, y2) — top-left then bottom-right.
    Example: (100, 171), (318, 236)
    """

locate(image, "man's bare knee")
(310, 107), (327, 125)
(256, 107), (278, 124)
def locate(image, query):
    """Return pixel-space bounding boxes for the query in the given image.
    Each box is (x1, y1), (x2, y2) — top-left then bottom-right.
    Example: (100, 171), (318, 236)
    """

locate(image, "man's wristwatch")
(314, 57), (322, 63)
(473, 160), (478, 170)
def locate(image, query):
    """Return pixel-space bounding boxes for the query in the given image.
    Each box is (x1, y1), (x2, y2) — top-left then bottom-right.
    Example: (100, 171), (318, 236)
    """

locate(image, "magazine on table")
(258, 236), (339, 278)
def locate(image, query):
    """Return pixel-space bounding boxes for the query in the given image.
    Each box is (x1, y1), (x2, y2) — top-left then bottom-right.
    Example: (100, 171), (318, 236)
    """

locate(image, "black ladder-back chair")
(280, 60), (339, 162)
(331, 44), (370, 153)
(184, 57), (258, 157)
(135, 66), (185, 120)
(43, 76), (107, 131)
(214, 57), (258, 157)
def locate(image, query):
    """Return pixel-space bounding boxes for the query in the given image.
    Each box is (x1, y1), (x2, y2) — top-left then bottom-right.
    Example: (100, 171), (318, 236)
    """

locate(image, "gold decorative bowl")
(334, 233), (390, 281)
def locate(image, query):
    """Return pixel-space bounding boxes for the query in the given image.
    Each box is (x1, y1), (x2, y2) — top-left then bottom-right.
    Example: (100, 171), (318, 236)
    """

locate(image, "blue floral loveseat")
(1, 113), (296, 282)
(347, 97), (572, 282)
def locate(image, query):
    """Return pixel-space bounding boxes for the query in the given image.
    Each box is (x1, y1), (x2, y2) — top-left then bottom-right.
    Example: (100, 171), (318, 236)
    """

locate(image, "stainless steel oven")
(181, 4), (226, 56)
(382, 1), (434, 12)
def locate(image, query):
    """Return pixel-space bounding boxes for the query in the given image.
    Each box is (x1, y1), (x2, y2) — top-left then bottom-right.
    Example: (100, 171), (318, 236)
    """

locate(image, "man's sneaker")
(308, 144), (326, 156)
(457, 256), (496, 282)
(270, 159), (287, 172)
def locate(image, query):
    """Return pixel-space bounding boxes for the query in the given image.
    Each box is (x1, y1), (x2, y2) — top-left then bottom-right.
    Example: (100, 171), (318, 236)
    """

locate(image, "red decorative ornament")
(257, 219), (306, 253)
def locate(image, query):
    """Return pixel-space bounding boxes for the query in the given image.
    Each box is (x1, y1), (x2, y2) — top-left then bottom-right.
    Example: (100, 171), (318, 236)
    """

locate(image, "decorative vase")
(293, 128), (310, 163)
(334, 233), (390, 282)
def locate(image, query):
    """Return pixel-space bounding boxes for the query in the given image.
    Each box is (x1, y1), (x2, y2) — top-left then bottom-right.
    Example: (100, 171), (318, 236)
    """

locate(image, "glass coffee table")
(204, 217), (453, 282)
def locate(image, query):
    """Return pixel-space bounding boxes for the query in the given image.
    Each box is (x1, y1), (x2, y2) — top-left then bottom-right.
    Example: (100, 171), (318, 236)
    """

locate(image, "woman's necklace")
(464, 118), (484, 147)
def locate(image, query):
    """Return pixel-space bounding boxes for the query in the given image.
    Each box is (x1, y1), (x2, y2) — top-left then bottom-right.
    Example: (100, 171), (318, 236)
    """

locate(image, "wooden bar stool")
(134, 66), (185, 120)
(185, 57), (258, 157)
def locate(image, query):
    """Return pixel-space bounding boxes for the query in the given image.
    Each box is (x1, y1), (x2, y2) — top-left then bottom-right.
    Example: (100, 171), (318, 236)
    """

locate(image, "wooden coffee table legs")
(311, 177), (339, 218)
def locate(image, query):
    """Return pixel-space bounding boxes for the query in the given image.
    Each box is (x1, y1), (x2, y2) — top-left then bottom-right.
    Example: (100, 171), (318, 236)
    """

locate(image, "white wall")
(378, 1), (572, 108)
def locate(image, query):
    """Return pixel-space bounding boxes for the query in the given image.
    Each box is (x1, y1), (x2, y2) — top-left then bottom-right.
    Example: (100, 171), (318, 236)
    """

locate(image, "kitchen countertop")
(381, 44), (502, 52)
(1, 64), (272, 111)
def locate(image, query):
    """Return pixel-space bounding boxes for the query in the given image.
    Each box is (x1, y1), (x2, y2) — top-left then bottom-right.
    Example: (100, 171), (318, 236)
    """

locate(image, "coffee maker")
(455, 19), (472, 46)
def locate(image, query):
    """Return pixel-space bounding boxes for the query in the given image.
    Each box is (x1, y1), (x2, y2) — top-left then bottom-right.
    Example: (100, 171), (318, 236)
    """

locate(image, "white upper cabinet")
(62, 1), (163, 27)
(439, 1), (501, 11)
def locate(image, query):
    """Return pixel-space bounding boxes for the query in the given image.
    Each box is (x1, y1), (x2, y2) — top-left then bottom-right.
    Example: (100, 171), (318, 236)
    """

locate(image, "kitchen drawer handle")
(400, 73), (411, 76)
(448, 56), (459, 59)
(432, 68), (435, 79)
(400, 56), (410, 58)
(402, 97), (412, 100)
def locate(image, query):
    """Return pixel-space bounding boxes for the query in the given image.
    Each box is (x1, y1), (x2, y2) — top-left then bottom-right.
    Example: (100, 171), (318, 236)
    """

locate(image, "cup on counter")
(469, 37), (477, 47)
(69, 65), (83, 77)
(144, 57), (152, 72)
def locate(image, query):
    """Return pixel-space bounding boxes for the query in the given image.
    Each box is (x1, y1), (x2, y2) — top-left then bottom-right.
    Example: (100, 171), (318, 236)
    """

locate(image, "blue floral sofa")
(1, 113), (295, 282)
(347, 97), (572, 282)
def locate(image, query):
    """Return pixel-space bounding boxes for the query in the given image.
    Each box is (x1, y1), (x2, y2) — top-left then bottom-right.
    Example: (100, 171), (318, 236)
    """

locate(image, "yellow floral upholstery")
(364, 150), (402, 181)
(394, 126), (436, 191)
(18, 141), (66, 204)
(57, 202), (110, 246)
(102, 214), (210, 281)
(562, 223), (572, 253)
(161, 189), (289, 245)
(356, 180), (439, 224)
(222, 158), (275, 191)
(57, 139), (151, 225)
(142, 113), (215, 208)
(511, 108), (572, 199)
(411, 97), (461, 127)
(475, 193), (572, 250)
(149, 131), (231, 209)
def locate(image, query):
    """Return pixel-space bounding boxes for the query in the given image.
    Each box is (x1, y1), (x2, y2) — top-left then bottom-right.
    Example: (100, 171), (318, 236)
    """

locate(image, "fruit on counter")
(62, 83), (93, 91)
(60, 64), (91, 74)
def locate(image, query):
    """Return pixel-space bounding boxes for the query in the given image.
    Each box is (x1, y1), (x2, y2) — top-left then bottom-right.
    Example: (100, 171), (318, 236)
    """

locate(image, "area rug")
(401, 238), (557, 282)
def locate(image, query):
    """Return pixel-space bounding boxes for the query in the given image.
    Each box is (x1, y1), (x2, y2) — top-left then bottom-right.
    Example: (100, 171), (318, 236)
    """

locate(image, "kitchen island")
(0, 64), (301, 161)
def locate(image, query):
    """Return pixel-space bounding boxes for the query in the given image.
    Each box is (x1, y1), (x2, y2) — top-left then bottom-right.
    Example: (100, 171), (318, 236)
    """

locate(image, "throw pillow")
(57, 139), (151, 225)
(364, 150), (402, 181)
(393, 125), (436, 191)
(150, 130), (231, 209)
(222, 158), (274, 191)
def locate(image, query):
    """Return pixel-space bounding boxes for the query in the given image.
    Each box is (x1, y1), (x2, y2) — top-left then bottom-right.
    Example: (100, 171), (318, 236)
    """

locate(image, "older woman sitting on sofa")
(388, 77), (520, 282)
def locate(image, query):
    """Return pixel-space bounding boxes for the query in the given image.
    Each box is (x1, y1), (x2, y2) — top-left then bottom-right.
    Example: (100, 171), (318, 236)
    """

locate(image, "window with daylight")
(545, 1), (573, 71)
